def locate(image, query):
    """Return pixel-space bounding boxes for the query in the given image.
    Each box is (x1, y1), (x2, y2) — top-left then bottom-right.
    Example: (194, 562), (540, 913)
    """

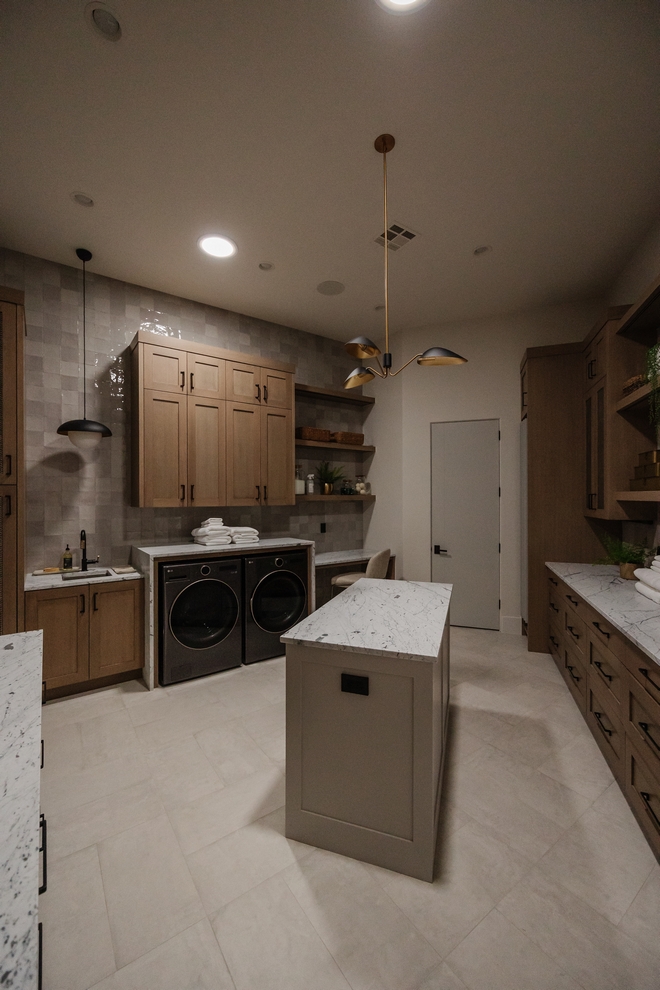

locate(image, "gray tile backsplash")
(1, 248), (369, 573)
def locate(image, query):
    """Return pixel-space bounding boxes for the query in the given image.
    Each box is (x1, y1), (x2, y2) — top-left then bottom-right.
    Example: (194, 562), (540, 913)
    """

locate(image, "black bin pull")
(341, 672), (369, 696)
(39, 813), (47, 894)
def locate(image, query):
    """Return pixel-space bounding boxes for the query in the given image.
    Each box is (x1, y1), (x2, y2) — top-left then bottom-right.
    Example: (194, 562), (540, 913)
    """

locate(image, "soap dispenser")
(62, 544), (72, 570)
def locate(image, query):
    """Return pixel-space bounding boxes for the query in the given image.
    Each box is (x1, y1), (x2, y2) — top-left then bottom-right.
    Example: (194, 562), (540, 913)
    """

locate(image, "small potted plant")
(597, 533), (652, 580)
(316, 462), (345, 495)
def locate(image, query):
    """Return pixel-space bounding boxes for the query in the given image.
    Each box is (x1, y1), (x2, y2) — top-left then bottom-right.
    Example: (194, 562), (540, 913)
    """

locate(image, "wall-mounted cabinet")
(131, 332), (294, 508)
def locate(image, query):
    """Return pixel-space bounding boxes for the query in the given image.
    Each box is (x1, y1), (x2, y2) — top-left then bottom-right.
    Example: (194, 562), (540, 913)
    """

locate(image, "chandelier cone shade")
(343, 135), (466, 389)
(57, 248), (112, 449)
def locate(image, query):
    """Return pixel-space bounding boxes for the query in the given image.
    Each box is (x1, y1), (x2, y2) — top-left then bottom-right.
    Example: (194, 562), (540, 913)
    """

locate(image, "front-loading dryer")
(244, 550), (309, 663)
(159, 557), (242, 685)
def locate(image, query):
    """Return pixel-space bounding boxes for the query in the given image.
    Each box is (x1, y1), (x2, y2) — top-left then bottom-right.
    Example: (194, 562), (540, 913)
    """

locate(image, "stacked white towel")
(651, 555), (660, 574)
(191, 520), (232, 546)
(633, 567), (660, 604)
(230, 527), (259, 545)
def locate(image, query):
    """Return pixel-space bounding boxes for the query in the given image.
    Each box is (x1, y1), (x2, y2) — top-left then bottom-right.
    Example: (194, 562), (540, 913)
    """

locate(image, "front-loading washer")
(159, 557), (243, 685)
(244, 550), (309, 663)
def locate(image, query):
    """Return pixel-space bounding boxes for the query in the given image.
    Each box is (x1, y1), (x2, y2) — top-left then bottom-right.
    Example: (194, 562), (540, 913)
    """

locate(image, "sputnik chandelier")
(343, 134), (467, 388)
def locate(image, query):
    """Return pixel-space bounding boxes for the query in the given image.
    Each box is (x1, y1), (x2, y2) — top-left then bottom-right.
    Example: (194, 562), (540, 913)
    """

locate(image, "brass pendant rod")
(383, 146), (389, 373)
(389, 353), (423, 377)
(82, 257), (87, 420)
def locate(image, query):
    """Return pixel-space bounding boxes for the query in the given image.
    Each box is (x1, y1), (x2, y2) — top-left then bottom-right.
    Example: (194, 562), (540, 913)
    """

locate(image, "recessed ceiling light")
(375, 0), (431, 13)
(259, 262), (274, 271)
(71, 192), (94, 207)
(317, 281), (345, 296)
(473, 245), (492, 256)
(198, 235), (237, 258)
(86, 2), (122, 40)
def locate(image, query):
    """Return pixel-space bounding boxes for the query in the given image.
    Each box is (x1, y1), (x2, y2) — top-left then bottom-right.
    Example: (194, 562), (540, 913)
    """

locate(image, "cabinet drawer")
(564, 611), (586, 660)
(583, 609), (618, 651)
(625, 672), (660, 774)
(625, 736), (660, 857)
(587, 635), (623, 710)
(562, 641), (587, 710)
(563, 588), (588, 621)
(587, 672), (623, 778)
(629, 660), (660, 711)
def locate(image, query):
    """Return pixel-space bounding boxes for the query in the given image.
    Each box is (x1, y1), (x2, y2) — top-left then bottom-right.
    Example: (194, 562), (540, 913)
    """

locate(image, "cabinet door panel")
(0, 485), (18, 634)
(143, 390), (187, 507)
(261, 407), (294, 505)
(0, 302), (18, 483)
(226, 402), (261, 505)
(226, 362), (261, 405)
(143, 344), (187, 393)
(188, 353), (224, 399)
(188, 396), (226, 507)
(262, 369), (292, 409)
(89, 580), (144, 678)
(26, 587), (89, 689)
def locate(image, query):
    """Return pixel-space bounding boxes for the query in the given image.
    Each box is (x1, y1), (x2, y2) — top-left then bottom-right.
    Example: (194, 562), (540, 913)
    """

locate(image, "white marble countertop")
(25, 567), (143, 592)
(282, 578), (452, 661)
(132, 538), (314, 561)
(0, 629), (43, 989)
(547, 562), (660, 668)
(315, 549), (394, 568)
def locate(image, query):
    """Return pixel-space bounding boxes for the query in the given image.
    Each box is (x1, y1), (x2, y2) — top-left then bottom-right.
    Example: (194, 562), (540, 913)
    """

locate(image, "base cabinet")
(26, 580), (144, 695)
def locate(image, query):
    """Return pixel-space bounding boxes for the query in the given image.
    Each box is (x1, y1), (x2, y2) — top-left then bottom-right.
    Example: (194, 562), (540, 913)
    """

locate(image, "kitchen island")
(282, 577), (451, 882)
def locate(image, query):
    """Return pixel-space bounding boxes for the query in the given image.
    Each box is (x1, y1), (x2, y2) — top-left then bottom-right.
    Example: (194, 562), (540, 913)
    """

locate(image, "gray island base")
(281, 578), (451, 882)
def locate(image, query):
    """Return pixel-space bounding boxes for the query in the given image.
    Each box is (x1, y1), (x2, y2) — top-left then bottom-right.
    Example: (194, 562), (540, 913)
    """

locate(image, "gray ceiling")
(1, 0), (659, 340)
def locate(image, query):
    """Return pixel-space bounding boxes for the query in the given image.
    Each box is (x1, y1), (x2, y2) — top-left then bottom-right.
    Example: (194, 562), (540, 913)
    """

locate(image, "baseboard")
(500, 615), (523, 635)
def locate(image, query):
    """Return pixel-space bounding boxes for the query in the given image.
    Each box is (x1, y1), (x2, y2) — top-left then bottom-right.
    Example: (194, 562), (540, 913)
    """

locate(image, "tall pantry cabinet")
(0, 286), (24, 634)
(130, 331), (295, 508)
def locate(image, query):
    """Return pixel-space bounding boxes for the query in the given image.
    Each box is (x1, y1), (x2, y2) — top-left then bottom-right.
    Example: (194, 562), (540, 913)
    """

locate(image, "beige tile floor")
(39, 629), (660, 990)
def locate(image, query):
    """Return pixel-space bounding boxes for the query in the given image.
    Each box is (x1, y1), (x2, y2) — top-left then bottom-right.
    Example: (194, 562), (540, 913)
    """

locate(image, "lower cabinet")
(26, 579), (144, 694)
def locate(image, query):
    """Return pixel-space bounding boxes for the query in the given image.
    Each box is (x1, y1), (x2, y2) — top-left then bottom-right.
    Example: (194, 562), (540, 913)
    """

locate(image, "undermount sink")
(61, 569), (112, 581)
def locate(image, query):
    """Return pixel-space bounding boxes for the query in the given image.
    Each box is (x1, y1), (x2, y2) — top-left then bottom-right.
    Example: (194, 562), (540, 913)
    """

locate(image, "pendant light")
(343, 135), (467, 388)
(57, 249), (112, 449)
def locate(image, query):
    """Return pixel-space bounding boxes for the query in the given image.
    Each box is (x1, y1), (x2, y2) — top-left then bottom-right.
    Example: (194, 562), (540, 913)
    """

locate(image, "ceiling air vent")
(375, 222), (419, 251)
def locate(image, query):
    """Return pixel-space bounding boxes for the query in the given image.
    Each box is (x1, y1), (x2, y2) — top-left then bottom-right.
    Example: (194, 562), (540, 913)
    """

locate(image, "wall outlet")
(320, 523), (327, 534)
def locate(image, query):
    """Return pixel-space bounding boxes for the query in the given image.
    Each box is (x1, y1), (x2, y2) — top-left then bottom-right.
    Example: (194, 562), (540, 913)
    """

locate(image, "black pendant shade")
(345, 336), (381, 359)
(417, 346), (468, 366)
(57, 249), (112, 449)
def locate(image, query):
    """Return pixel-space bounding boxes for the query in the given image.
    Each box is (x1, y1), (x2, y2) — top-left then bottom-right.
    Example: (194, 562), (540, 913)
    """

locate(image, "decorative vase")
(323, 483), (333, 495)
(619, 562), (637, 580)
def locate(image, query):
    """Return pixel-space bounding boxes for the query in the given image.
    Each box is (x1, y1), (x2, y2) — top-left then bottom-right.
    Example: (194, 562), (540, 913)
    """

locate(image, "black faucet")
(80, 529), (88, 571)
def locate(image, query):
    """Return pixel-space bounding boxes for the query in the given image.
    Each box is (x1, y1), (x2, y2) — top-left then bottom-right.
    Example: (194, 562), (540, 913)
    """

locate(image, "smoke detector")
(375, 222), (419, 251)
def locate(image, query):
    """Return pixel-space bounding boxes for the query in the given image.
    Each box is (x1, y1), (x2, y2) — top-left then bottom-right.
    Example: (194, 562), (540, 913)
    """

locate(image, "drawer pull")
(566, 664), (581, 684)
(40, 738), (44, 769)
(549, 635), (559, 649)
(593, 711), (613, 737)
(39, 814), (47, 894)
(639, 668), (660, 694)
(638, 721), (660, 755)
(640, 792), (660, 831)
(549, 577), (558, 586)
(592, 621), (610, 639)
(567, 625), (580, 641)
(550, 602), (559, 613)
(38, 922), (43, 990)
(593, 660), (613, 683)
(566, 595), (579, 606)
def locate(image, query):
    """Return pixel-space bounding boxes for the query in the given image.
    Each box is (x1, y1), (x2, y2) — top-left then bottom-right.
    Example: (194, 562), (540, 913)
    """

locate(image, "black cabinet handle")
(93, 592), (99, 611)
(638, 721), (660, 755)
(180, 371), (185, 389)
(40, 739), (44, 770)
(550, 602), (559, 613)
(639, 668), (660, 694)
(41, 681), (46, 705)
(255, 383), (261, 401)
(640, 792), (660, 831)
(566, 664), (581, 683)
(4, 494), (11, 516)
(263, 384), (268, 403)
(190, 484), (194, 501)
(593, 660), (613, 682)
(566, 595), (579, 606)
(592, 621), (610, 639)
(38, 922), (43, 990)
(180, 484), (185, 501)
(39, 814), (47, 894)
(549, 635), (559, 649)
(190, 372), (194, 391)
(567, 625), (580, 641)
(80, 594), (85, 615)
(593, 711), (613, 737)
(549, 577), (558, 586)
(255, 485), (260, 501)
(5, 453), (11, 476)
(264, 485), (268, 501)
(588, 493), (598, 510)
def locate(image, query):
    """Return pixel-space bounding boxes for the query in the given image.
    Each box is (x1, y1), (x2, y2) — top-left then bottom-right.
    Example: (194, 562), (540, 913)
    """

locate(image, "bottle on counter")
(306, 473), (315, 495)
(295, 464), (306, 495)
(62, 544), (73, 569)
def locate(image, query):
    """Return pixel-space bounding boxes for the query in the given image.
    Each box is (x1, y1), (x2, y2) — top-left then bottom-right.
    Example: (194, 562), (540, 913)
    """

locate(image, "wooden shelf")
(617, 273), (660, 346)
(616, 382), (652, 414)
(295, 439), (375, 453)
(295, 383), (375, 406)
(295, 494), (376, 502)
(615, 491), (660, 502)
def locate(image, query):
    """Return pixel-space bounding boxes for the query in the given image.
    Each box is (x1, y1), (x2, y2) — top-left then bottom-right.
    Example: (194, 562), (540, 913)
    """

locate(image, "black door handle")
(180, 371), (185, 389)
(5, 453), (11, 476)
(93, 592), (99, 611)
(255, 383), (261, 401)
(263, 384), (268, 403)
(255, 485), (260, 501)
(180, 484), (185, 501)
(4, 494), (11, 516)
(39, 814), (47, 894)
(190, 372), (194, 390)
(80, 594), (85, 615)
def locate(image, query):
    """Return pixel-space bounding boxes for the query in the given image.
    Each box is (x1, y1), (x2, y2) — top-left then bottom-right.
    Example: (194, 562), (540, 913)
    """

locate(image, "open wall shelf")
(295, 494), (375, 503)
(615, 491), (660, 502)
(616, 382), (652, 415)
(295, 383), (375, 406)
(295, 439), (375, 453)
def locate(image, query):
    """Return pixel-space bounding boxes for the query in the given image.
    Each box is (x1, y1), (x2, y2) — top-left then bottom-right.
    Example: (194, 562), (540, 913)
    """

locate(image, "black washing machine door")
(250, 570), (307, 634)
(170, 578), (239, 650)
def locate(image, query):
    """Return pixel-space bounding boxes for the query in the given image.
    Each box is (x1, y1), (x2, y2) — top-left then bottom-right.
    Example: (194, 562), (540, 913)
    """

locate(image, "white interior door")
(431, 419), (500, 629)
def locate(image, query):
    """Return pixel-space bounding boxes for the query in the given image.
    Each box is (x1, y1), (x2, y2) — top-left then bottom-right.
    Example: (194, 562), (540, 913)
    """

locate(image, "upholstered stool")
(331, 548), (391, 594)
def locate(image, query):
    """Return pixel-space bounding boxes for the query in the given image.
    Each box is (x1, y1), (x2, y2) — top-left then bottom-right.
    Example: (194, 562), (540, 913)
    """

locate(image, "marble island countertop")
(547, 562), (660, 668)
(282, 577), (451, 662)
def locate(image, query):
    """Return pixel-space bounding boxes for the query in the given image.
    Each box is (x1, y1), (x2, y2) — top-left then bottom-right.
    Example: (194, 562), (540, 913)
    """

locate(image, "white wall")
(364, 298), (603, 632)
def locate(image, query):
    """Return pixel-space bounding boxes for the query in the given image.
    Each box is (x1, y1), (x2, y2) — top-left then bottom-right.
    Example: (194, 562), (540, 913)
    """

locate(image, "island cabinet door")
(26, 586), (89, 690)
(226, 401), (262, 505)
(187, 396), (226, 508)
(261, 407), (294, 506)
(143, 389), (188, 507)
(89, 580), (144, 679)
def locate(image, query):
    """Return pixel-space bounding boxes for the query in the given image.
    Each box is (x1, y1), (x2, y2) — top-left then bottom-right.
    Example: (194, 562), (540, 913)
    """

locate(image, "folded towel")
(230, 527), (259, 536)
(201, 517), (224, 528)
(232, 536), (259, 544)
(634, 568), (660, 592)
(192, 526), (231, 537)
(635, 581), (660, 605)
(652, 561), (660, 572)
(194, 536), (232, 546)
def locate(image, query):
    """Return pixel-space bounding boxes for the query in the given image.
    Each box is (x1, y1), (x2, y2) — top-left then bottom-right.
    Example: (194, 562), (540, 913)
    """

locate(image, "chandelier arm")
(374, 355), (385, 376)
(367, 365), (387, 379)
(389, 353), (423, 377)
